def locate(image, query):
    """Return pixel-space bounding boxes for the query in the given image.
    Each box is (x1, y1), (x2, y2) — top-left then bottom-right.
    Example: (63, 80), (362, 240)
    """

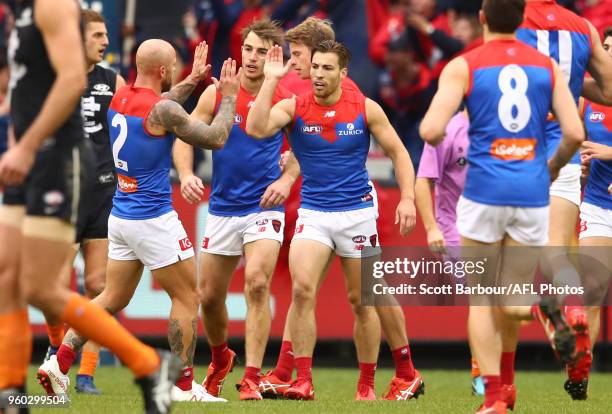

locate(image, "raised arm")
(419, 57), (468, 146)
(148, 59), (240, 150)
(0, 0), (86, 185)
(366, 98), (416, 236)
(246, 45), (295, 139)
(582, 22), (612, 105)
(549, 60), (585, 180)
(162, 41), (211, 104)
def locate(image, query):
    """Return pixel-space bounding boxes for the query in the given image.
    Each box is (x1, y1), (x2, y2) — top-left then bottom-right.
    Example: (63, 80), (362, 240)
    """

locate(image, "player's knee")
(347, 290), (362, 309)
(200, 286), (226, 311)
(174, 289), (199, 313)
(291, 276), (316, 305)
(25, 283), (60, 310)
(84, 270), (106, 298)
(244, 269), (270, 302)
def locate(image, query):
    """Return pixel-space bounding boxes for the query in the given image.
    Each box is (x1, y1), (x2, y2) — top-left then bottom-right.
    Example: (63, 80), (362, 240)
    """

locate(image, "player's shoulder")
(110, 86), (162, 116)
(523, 1), (590, 35)
(464, 40), (550, 69)
(342, 76), (362, 94)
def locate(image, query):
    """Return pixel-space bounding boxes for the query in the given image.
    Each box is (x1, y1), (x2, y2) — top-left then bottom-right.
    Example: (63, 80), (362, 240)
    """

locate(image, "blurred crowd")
(0, 0), (611, 169)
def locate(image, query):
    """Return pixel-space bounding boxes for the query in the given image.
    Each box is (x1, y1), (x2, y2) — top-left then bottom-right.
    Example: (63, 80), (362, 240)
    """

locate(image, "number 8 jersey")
(462, 39), (555, 207)
(107, 86), (175, 219)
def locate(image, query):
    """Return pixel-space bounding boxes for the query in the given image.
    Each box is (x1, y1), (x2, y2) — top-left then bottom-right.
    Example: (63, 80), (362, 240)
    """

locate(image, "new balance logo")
(323, 110), (336, 118)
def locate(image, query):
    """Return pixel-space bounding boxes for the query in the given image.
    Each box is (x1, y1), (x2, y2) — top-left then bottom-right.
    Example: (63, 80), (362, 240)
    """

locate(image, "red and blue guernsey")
(584, 102), (612, 210)
(289, 88), (373, 211)
(107, 86), (175, 219)
(516, 0), (591, 162)
(462, 40), (555, 207)
(209, 84), (293, 216)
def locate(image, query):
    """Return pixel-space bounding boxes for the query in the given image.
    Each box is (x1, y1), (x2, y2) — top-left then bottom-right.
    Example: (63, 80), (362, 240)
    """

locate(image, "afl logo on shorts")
(352, 235), (367, 243)
(589, 112), (605, 123)
(302, 124), (323, 135)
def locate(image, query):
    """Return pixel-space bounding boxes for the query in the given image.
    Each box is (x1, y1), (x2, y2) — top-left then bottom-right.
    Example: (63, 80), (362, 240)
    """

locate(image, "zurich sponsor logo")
(338, 122), (364, 136)
(589, 112), (605, 123)
(302, 124), (323, 134)
(93, 83), (111, 92)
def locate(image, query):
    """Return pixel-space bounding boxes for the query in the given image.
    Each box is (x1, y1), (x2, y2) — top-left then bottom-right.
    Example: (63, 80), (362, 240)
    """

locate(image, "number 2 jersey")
(516, 0), (591, 162)
(583, 102), (612, 210)
(107, 86), (174, 220)
(462, 39), (555, 207)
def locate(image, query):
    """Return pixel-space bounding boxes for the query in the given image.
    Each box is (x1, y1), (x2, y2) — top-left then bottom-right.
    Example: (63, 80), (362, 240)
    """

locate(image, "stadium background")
(0, 0), (610, 372)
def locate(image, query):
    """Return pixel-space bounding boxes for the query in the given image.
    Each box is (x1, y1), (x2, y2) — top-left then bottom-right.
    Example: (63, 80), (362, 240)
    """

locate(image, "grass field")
(26, 366), (612, 413)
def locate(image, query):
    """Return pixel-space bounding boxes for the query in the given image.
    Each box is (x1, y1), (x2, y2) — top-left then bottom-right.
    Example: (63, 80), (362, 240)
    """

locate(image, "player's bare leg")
(497, 236), (543, 410)
(284, 240), (333, 400)
(45, 256), (169, 396)
(75, 239), (108, 394)
(578, 237), (612, 344)
(237, 240), (281, 399)
(341, 257), (380, 400)
(261, 255), (334, 398)
(0, 206), (29, 395)
(462, 236), (505, 408)
(198, 253), (239, 397)
(152, 258), (205, 399)
(42, 245), (77, 359)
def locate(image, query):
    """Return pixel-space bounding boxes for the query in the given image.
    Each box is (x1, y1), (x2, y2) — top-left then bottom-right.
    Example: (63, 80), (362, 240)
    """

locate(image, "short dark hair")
(604, 27), (612, 42)
(312, 40), (351, 69)
(483, 0), (525, 34)
(241, 19), (284, 47)
(82, 9), (105, 26)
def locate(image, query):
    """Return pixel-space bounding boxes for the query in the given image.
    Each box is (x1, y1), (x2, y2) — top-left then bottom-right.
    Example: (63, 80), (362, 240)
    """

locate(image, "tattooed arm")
(162, 41), (211, 104)
(148, 97), (236, 149)
(148, 58), (242, 149)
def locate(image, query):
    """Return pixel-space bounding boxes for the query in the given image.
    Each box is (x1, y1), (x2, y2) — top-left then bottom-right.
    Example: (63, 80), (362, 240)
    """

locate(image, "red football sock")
(294, 357), (312, 382)
(358, 362), (376, 388)
(244, 366), (261, 384)
(272, 340), (294, 382)
(211, 342), (230, 369)
(392, 345), (416, 381)
(175, 367), (193, 391)
(483, 375), (502, 407)
(500, 352), (515, 385)
(55, 345), (77, 375)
